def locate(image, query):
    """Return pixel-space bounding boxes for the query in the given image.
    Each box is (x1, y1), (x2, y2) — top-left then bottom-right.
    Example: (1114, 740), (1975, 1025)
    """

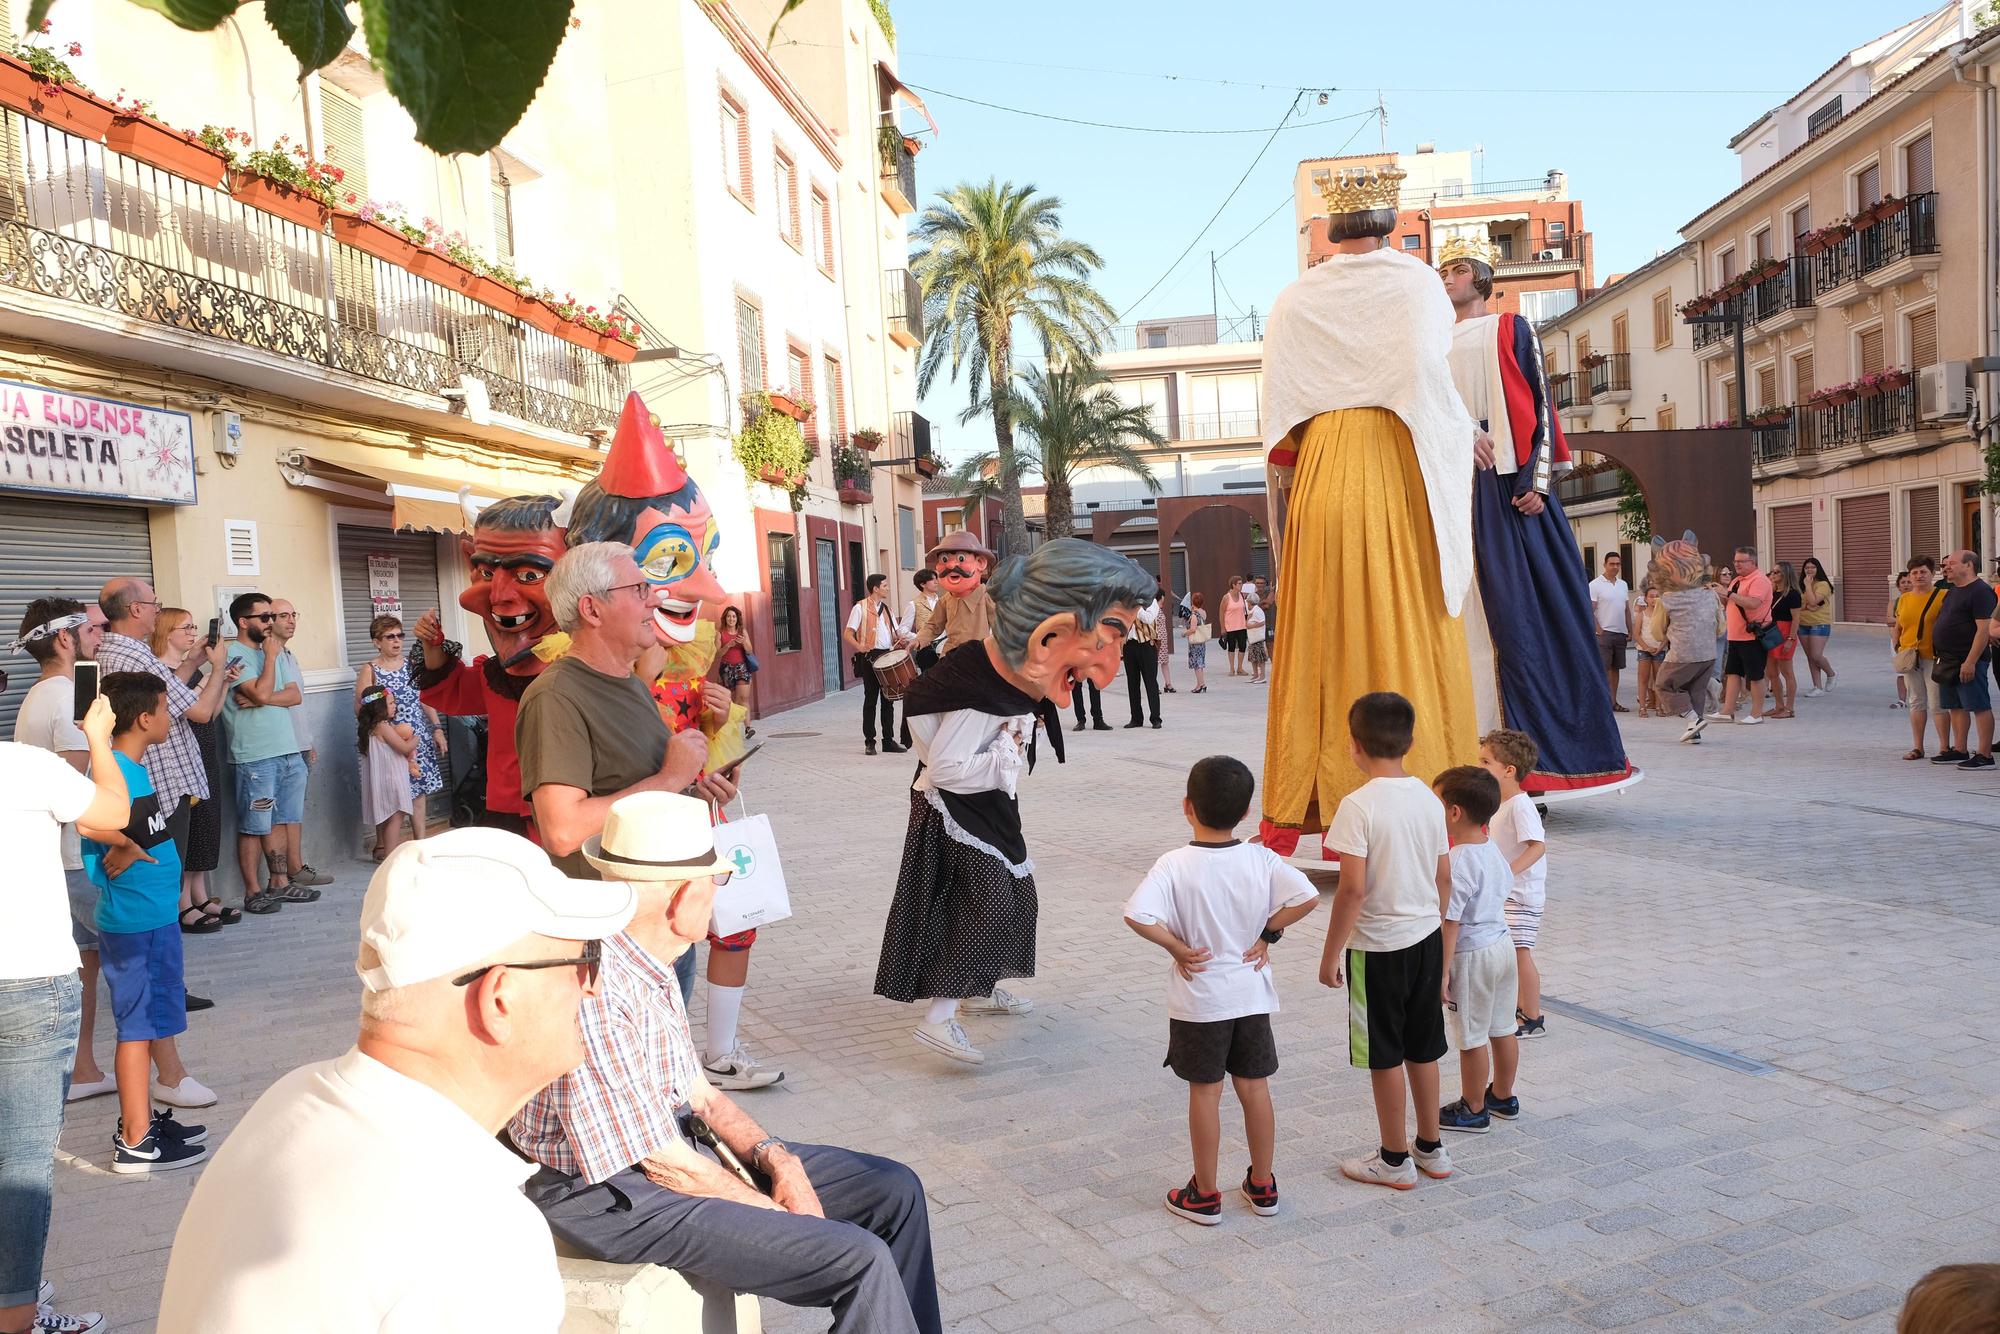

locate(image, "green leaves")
(360, 0), (575, 156)
(91, 0), (239, 29)
(266, 0), (357, 78)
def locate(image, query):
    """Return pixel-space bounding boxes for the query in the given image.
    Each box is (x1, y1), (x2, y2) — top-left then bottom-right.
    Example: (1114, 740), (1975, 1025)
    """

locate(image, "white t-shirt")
(0, 741), (97, 980)
(1326, 775), (1448, 953)
(1445, 841), (1514, 954)
(158, 1048), (564, 1334)
(1589, 576), (1631, 635)
(1246, 604), (1268, 640)
(1490, 791), (1548, 909)
(846, 598), (894, 651)
(12, 674), (88, 870)
(1124, 842), (1317, 1022)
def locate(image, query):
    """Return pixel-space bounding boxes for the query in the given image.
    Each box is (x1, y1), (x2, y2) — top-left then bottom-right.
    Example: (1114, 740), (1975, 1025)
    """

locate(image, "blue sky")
(891, 0), (1927, 458)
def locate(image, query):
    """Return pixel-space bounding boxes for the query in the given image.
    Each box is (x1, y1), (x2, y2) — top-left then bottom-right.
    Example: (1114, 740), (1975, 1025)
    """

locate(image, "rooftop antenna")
(1376, 92), (1388, 151)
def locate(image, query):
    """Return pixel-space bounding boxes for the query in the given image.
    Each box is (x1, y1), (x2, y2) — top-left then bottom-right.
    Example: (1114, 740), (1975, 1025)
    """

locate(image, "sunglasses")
(243, 613), (275, 622)
(377, 632), (405, 641)
(452, 937), (602, 989)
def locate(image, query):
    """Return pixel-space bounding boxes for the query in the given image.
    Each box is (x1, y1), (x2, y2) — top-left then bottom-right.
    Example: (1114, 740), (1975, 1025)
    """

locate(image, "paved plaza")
(43, 632), (2000, 1332)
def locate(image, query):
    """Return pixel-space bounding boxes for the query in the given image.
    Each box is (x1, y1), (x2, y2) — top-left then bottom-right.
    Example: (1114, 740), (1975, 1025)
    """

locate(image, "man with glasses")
(266, 599), (334, 889)
(222, 593), (315, 915)
(157, 829), (635, 1331)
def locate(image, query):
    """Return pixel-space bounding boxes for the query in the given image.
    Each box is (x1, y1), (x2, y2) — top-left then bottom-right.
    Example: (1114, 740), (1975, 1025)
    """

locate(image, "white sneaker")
(703, 1045), (785, 1090)
(1339, 1151), (1417, 1190)
(912, 1018), (984, 1065)
(151, 1076), (217, 1108)
(1704, 711), (1735, 724)
(38, 1280), (54, 1306)
(34, 1306), (104, 1333)
(65, 1074), (115, 1103)
(1803, 686), (1824, 698)
(960, 987), (1034, 1016)
(1414, 1141), (1453, 1179)
(1680, 713), (1709, 743)
(1737, 714), (1765, 726)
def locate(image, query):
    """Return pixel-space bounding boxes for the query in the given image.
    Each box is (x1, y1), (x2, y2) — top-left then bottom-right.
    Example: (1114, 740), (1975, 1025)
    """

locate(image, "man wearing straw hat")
(514, 791), (942, 1334)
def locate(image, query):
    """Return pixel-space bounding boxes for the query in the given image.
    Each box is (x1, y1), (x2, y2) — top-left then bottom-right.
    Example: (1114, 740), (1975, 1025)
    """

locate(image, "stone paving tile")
(37, 638), (1993, 1331)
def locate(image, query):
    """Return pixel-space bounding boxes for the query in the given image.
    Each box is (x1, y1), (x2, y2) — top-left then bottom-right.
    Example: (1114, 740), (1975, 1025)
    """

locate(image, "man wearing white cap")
(156, 830), (636, 1333)
(514, 792), (942, 1334)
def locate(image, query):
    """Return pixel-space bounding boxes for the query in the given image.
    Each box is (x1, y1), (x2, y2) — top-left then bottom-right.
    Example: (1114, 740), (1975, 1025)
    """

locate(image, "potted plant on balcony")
(595, 311), (640, 363)
(1, 28), (117, 141)
(1825, 380), (1861, 406)
(765, 389), (813, 422)
(102, 94), (229, 185)
(227, 135), (343, 230)
(329, 197), (425, 269)
(734, 392), (811, 490)
(850, 426), (885, 453)
(878, 124), (905, 175)
(1873, 194), (1910, 222)
(1750, 404), (1794, 427)
(834, 443), (873, 505)
(1579, 351), (1610, 370)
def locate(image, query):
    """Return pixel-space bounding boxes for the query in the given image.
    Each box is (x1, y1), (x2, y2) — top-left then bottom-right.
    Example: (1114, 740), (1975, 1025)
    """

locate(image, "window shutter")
(720, 91), (751, 201)
(1793, 352), (1815, 398)
(1719, 249), (1737, 282)
(736, 298), (764, 390)
(1907, 486), (1940, 567)
(824, 355), (847, 441)
(1905, 134), (1933, 195)
(1907, 308), (1937, 369)
(1657, 405), (1676, 430)
(816, 190), (835, 271)
(319, 84), (369, 202)
(1653, 293), (1672, 348)
(1724, 379), (1739, 421)
(791, 346), (815, 445)
(1790, 206), (1811, 245)
(1611, 314), (1628, 355)
(1754, 230), (1771, 262)
(1858, 326), (1886, 375)
(1575, 333), (1591, 364)
(1757, 366), (1777, 410)
(1857, 164), (1881, 207)
(489, 160), (515, 265)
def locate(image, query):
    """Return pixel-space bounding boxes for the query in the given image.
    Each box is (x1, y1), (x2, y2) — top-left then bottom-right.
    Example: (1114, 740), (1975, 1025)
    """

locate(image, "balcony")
(890, 409), (937, 476)
(1812, 192), (1937, 304)
(1691, 303), (1741, 362)
(1492, 229), (1586, 276)
(880, 135), (918, 216)
(0, 105), (626, 439)
(1557, 463), (1622, 508)
(1752, 422), (1798, 467)
(1747, 256), (1815, 335)
(1550, 372), (1579, 412)
(885, 268), (923, 350)
(1178, 410), (1261, 442)
(1586, 352), (1632, 404)
(1805, 383), (1917, 453)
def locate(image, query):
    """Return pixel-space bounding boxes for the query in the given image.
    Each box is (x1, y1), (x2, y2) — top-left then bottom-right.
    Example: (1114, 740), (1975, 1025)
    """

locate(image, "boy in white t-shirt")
(1431, 766), (1522, 1134)
(1124, 756), (1320, 1225)
(1321, 693), (1455, 1191)
(1480, 729), (1548, 1043)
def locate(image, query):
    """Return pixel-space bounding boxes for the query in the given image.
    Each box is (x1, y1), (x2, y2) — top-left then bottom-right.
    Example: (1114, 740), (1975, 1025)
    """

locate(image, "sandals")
(1904, 749), (1926, 761)
(242, 890), (284, 915)
(178, 905), (222, 935)
(271, 880), (322, 903)
(194, 896), (242, 926)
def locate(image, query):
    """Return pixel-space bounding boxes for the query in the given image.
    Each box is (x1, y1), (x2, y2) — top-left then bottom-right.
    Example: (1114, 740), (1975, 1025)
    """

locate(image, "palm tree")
(955, 364), (1166, 542)
(913, 179), (1115, 556)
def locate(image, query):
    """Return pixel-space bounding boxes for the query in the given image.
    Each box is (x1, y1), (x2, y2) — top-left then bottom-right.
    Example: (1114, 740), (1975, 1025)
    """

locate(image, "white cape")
(1260, 248), (1477, 615)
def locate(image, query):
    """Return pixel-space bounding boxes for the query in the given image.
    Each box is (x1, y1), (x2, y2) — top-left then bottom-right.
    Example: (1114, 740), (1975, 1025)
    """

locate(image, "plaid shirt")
(94, 631), (209, 808)
(509, 932), (704, 1185)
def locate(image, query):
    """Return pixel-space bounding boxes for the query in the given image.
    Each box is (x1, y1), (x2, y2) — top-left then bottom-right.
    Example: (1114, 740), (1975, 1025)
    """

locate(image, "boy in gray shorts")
(1431, 766), (1521, 1134)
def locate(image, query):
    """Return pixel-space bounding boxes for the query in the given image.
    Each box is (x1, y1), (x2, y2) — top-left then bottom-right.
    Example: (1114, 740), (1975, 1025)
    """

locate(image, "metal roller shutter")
(337, 524), (443, 669)
(1906, 486), (1940, 569)
(0, 496), (154, 735)
(1771, 503), (1814, 571)
(1838, 493), (1892, 623)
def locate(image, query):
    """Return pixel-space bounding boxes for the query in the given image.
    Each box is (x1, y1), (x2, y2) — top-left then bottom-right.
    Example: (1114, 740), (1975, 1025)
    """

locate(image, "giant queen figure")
(1257, 164), (1482, 854)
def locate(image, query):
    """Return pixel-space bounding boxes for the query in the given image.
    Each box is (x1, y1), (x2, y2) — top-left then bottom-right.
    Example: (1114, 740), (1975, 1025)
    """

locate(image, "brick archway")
(1565, 429), (1756, 555)
(1090, 494), (1273, 635)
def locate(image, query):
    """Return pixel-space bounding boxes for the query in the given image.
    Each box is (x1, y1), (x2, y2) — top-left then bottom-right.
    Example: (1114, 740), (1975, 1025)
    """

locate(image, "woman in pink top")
(1219, 576), (1248, 677)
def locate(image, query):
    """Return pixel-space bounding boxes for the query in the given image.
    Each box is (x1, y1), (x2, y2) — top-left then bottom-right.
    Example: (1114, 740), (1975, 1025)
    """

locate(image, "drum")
(873, 648), (918, 700)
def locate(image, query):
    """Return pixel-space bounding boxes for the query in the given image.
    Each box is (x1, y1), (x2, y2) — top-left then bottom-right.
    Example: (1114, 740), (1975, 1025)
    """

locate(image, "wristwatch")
(748, 1136), (786, 1172)
(1259, 927), (1284, 944)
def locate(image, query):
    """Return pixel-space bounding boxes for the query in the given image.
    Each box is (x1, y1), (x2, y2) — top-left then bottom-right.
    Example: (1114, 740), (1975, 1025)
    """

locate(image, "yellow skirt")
(1262, 407), (1477, 835)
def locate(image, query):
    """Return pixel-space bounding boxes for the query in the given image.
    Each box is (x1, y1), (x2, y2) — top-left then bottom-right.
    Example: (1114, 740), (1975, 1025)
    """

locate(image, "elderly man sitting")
(512, 792), (942, 1334)
(157, 831), (636, 1331)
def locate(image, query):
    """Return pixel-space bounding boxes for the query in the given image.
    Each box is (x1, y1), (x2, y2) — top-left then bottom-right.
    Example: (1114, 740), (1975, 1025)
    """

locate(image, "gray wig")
(988, 539), (1159, 666)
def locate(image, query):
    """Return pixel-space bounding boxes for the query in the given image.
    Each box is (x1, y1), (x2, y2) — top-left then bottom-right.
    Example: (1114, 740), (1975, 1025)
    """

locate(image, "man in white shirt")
(1588, 553), (1633, 712)
(1123, 599), (1164, 730)
(156, 830), (637, 1333)
(845, 573), (913, 757)
(269, 599), (334, 890)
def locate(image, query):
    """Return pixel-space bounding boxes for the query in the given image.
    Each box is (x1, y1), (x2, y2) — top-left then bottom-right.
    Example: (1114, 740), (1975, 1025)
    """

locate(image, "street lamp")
(1683, 303), (1749, 428)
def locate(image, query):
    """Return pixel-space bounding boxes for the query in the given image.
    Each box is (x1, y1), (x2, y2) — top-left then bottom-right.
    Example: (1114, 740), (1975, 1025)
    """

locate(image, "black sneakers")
(1241, 1170), (1279, 1216)
(113, 1112), (207, 1174)
(1956, 752), (1995, 770)
(1165, 1176), (1221, 1225)
(1931, 749), (1970, 764)
(1484, 1085), (1522, 1119)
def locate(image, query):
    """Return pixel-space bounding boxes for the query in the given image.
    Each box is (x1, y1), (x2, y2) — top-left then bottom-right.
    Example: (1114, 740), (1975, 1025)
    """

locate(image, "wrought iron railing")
(1752, 422), (1796, 463)
(885, 267), (923, 345)
(0, 105), (626, 437)
(890, 409), (933, 467)
(1557, 466), (1621, 505)
(1812, 192), (1937, 295)
(1586, 352), (1631, 398)
(881, 137), (917, 209)
(1405, 230), (1587, 268)
(1749, 256), (1814, 323)
(1551, 373), (1578, 411)
(1805, 383), (1917, 449)
(1691, 308), (1739, 350)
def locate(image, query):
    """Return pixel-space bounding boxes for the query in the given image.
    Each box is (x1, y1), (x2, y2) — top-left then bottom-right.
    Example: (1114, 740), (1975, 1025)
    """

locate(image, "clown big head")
(927, 530), (995, 601)
(460, 494), (564, 676)
(566, 394), (727, 646)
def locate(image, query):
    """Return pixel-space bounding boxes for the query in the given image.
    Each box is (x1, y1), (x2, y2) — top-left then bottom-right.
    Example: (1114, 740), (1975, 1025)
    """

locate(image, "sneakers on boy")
(1680, 713), (1709, 743)
(911, 1018), (984, 1065)
(1414, 1140), (1453, 1179)
(291, 863), (335, 887)
(33, 1306), (104, 1333)
(1165, 1176), (1222, 1225)
(1339, 1151), (1418, 1191)
(1483, 1085), (1521, 1120)
(112, 1108), (206, 1152)
(112, 1125), (206, 1174)
(151, 1075), (218, 1108)
(1438, 1097), (1492, 1134)
(960, 986), (1034, 1016)
(703, 1045), (785, 1090)
(1240, 1170), (1279, 1216)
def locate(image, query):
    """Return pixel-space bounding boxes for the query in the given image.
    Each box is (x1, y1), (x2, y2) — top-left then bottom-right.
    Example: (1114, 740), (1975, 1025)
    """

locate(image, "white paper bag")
(709, 813), (792, 937)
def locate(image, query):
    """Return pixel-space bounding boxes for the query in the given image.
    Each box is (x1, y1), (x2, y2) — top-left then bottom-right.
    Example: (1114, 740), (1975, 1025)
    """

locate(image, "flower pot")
(757, 466), (797, 486)
(329, 213), (422, 268)
(520, 299), (565, 336)
(836, 483), (873, 506)
(1829, 389), (1858, 406)
(1799, 235), (1829, 257)
(553, 321), (600, 353)
(597, 332), (638, 364)
(1880, 370), (1912, 390)
(1875, 197), (1909, 219)
(105, 113), (227, 185)
(472, 274), (523, 313)
(0, 57), (116, 141)
(765, 391), (810, 422)
(850, 432), (884, 453)
(228, 170), (328, 230)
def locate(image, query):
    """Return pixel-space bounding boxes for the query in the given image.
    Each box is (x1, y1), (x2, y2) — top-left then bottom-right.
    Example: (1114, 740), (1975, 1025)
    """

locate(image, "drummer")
(845, 572), (915, 757)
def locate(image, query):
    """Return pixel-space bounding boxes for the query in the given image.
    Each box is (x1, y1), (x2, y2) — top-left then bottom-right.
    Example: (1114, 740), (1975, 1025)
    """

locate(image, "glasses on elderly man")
(452, 938), (602, 989)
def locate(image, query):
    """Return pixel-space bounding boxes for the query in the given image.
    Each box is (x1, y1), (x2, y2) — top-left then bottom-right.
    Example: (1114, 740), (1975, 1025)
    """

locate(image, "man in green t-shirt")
(222, 592), (315, 914)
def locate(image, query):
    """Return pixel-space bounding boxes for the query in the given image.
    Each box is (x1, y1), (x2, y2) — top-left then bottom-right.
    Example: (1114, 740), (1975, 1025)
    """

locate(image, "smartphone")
(712, 742), (763, 782)
(71, 661), (100, 723)
(206, 616), (221, 648)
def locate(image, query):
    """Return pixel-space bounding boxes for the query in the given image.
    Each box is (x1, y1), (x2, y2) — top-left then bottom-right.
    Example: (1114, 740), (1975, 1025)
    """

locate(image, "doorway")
(815, 539), (842, 694)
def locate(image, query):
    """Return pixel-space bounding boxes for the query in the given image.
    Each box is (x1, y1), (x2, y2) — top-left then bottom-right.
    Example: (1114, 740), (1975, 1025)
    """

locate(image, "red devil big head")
(567, 394), (727, 647)
(459, 494), (565, 676)
(927, 530), (995, 600)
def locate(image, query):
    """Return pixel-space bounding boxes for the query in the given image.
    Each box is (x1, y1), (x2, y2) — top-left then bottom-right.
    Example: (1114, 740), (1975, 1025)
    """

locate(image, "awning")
(877, 63), (938, 138)
(282, 439), (594, 534)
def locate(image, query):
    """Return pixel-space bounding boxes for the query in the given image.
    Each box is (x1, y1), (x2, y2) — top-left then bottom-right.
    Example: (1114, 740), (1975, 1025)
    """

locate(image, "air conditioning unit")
(1535, 248), (1561, 261)
(1918, 361), (1971, 421)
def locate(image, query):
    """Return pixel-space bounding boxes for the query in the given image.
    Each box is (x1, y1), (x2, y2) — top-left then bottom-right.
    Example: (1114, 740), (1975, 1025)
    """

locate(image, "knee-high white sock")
(704, 983), (745, 1063)
(925, 997), (958, 1025)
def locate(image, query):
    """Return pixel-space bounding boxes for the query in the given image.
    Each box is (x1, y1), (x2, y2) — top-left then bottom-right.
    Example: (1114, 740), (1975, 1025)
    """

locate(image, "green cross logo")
(726, 845), (755, 877)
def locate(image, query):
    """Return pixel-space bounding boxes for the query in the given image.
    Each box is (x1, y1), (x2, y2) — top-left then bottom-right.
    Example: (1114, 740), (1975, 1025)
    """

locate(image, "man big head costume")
(915, 529), (996, 654)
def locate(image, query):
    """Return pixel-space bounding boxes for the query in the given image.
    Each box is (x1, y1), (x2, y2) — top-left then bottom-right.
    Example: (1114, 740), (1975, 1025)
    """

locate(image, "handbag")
(1189, 621), (1212, 645)
(743, 651), (760, 674)
(1931, 653), (1966, 686)
(1749, 620), (1783, 652)
(1894, 588), (1944, 674)
(709, 812), (792, 936)
(1892, 646), (1918, 672)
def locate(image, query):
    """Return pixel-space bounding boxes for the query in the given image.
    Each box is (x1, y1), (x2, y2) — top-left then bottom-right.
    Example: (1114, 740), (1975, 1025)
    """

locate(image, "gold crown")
(1435, 233), (1499, 271)
(1318, 164), (1406, 215)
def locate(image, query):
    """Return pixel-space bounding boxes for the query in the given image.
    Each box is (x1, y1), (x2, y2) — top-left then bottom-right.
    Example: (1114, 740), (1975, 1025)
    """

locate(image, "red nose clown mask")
(927, 530), (996, 599)
(566, 394), (728, 647)
(458, 497), (566, 676)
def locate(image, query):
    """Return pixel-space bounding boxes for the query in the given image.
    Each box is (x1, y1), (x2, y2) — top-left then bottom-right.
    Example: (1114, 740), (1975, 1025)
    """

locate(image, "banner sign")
(367, 554), (402, 619)
(0, 380), (198, 504)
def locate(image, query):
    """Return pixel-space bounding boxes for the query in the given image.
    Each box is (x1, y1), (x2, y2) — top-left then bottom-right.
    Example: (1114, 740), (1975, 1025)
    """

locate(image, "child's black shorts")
(1165, 1013), (1278, 1084)
(1347, 928), (1448, 1070)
